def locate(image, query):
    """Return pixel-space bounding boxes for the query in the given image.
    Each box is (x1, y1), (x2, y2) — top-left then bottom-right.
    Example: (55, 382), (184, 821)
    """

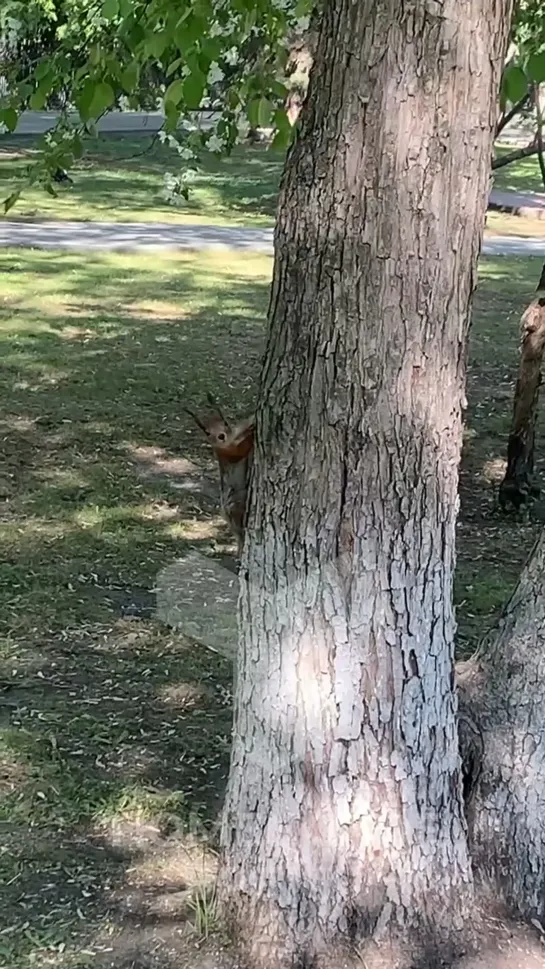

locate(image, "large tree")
(218, 2), (512, 966)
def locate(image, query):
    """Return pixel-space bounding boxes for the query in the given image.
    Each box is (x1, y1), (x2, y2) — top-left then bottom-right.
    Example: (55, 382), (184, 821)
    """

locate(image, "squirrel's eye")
(217, 432), (226, 442)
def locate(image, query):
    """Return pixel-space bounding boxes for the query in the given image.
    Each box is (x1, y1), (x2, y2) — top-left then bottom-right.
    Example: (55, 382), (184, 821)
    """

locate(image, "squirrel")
(185, 393), (254, 557)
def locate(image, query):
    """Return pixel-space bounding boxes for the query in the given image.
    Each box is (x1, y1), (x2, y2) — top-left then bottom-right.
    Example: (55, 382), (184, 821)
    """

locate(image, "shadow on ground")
(0, 246), (268, 967)
(1, 248), (545, 966)
(0, 134), (283, 226)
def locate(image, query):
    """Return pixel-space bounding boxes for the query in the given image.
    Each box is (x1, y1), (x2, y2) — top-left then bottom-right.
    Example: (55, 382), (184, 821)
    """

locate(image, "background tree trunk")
(499, 264), (545, 510)
(458, 528), (545, 923)
(219, 2), (512, 966)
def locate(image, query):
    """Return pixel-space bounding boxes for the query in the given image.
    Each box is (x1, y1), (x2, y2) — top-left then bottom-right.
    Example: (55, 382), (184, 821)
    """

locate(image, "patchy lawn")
(485, 210), (545, 238)
(0, 249), (544, 967)
(493, 142), (545, 196)
(2, 131), (545, 241)
(488, 143), (545, 238)
(0, 133), (283, 226)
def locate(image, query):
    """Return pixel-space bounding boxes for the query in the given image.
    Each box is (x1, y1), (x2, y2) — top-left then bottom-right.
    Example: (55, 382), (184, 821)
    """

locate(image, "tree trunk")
(458, 528), (545, 924)
(219, 1), (512, 966)
(499, 265), (545, 511)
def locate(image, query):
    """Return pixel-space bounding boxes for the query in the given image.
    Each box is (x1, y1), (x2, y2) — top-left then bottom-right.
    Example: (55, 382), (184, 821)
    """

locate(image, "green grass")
(0, 247), (269, 968)
(0, 133), (283, 226)
(0, 248), (544, 966)
(2, 132), (543, 235)
(493, 142), (545, 195)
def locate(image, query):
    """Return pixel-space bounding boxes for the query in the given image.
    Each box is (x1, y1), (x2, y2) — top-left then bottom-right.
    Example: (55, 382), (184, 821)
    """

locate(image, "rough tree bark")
(499, 264), (545, 510)
(458, 528), (545, 924)
(219, 2), (512, 967)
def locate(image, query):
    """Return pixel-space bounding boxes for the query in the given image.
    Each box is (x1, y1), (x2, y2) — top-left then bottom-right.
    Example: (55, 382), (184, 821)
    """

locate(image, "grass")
(1, 247), (544, 967)
(493, 142), (545, 196)
(488, 142), (545, 238)
(2, 131), (545, 239)
(0, 133), (283, 227)
(485, 210), (545, 237)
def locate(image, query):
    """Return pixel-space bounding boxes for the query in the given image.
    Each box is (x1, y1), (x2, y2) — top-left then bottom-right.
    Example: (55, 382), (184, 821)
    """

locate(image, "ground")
(493, 144), (545, 195)
(487, 142), (545, 238)
(1, 242), (545, 967)
(0, 135), (281, 226)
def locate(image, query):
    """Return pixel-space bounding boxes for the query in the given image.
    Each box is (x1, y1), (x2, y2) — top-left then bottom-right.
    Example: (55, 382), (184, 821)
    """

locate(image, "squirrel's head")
(201, 415), (232, 448)
(185, 396), (254, 461)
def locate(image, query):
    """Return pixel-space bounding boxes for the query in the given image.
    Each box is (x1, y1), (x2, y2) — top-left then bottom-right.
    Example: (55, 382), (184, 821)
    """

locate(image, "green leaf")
(528, 51), (545, 84)
(164, 79), (185, 107)
(2, 108), (18, 133)
(89, 45), (102, 67)
(45, 183), (59, 198)
(257, 97), (273, 128)
(101, 0), (119, 18)
(35, 59), (52, 81)
(200, 38), (221, 64)
(175, 15), (205, 53)
(3, 190), (21, 214)
(244, 8), (257, 33)
(274, 107), (292, 132)
(182, 70), (205, 109)
(76, 79), (95, 121)
(166, 57), (183, 78)
(30, 88), (47, 111)
(502, 64), (528, 104)
(30, 76), (53, 111)
(127, 23), (145, 50)
(164, 100), (180, 133)
(120, 62), (139, 93)
(247, 98), (260, 128)
(146, 31), (168, 60)
(227, 87), (239, 110)
(271, 80), (289, 100)
(271, 126), (292, 151)
(88, 81), (115, 118)
(17, 82), (33, 99)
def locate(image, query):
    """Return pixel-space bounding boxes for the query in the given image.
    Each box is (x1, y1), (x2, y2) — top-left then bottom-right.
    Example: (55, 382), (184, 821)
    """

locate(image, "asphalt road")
(0, 219), (543, 256)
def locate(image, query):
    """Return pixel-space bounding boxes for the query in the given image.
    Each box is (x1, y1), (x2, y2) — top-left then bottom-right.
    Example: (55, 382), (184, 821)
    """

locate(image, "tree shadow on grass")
(0, 134), (284, 225)
(1, 246), (544, 966)
(0, 247), (269, 967)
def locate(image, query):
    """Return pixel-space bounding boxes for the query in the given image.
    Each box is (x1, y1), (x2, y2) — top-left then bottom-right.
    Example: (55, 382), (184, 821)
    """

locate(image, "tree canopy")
(0, 0), (316, 208)
(1, 0), (545, 209)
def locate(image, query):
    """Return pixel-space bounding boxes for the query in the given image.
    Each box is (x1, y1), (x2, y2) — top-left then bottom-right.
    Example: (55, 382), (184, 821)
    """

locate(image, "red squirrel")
(185, 394), (254, 557)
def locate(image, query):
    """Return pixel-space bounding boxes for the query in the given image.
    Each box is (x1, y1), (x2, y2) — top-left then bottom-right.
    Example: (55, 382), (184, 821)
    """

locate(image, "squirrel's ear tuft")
(206, 392), (230, 428)
(183, 406), (209, 434)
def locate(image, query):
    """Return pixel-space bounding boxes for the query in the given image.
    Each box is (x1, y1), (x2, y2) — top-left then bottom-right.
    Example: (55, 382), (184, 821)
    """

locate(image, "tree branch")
(492, 138), (538, 170)
(496, 93), (530, 137)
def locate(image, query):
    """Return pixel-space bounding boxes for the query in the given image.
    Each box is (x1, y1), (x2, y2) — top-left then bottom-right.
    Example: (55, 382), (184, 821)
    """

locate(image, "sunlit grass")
(0, 133), (282, 226)
(2, 134), (544, 237)
(493, 142), (545, 195)
(0, 248), (544, 965)
(485, 210), (545, 238)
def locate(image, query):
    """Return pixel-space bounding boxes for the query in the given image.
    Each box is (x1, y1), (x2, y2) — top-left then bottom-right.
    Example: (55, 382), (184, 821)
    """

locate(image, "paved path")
(0, 219), (274, 253)
(1, 219), (545, 256)
(11, 109), (219, 135)
(489, 188), (545, 220)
